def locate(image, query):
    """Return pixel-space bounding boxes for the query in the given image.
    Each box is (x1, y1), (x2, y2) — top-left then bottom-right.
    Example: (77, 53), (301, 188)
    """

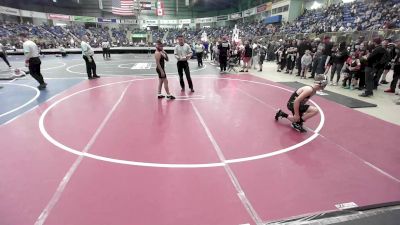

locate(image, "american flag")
(112, 0), (134, 16)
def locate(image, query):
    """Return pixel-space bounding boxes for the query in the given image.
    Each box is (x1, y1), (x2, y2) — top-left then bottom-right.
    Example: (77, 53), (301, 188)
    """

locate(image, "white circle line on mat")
(65, 59), (207, 76)
(39, 77), (325, 168)
(0, 83), (40, 118)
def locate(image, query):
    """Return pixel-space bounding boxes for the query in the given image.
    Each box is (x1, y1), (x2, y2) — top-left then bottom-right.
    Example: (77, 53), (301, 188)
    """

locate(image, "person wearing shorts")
(275, 74), (328, 133)
(155, 40), (175, 100)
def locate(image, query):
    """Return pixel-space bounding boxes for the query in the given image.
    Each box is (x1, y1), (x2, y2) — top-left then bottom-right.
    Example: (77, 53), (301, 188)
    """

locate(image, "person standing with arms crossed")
(19, 33), (47, 90)
(81, 35), (100, 80)
(174, 35), (194, 92)
(155, 40), (175, 100)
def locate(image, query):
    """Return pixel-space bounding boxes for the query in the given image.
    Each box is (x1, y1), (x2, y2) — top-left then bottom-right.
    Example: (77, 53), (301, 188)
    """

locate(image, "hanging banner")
(73, 16), (96, 22)
(0, 6), (20, 16)
(160, 20), (178, 24)
(97, 18), (118, 23)
(242, 7), (256, 17)
(216, 15), (228, 21)
(194, 17), (216, 24)
(229, 12), (242, 20)
(156, 0), (164, 16)
(140, 1), (152, 10)
(256, 4), (268, 13)
(145, 19), (159, 25)
(121, 19), (138, 24)
(48, 14), (71, 21)
(178, 19), (191, 24)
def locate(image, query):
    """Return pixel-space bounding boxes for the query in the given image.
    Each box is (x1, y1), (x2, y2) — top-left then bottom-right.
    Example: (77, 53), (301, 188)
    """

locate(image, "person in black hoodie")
(330, 42), (349, 85)
(385, 40), (400, 94)
(360, 38), (388, 97)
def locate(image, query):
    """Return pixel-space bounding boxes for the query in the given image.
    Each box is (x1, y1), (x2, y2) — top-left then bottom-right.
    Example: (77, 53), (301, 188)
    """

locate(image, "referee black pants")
(28, 57), (45, 85)
(177, 61), (193, 90)
(0, 52), (10, 67)
(219, 55), (227, 71)
(196, 52), (203, 67)
(83, 55), (97, 78)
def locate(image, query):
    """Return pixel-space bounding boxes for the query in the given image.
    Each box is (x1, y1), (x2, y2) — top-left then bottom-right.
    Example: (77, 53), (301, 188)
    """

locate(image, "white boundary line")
(9, 62), (66, 71)
(42, 62), (67, 71)
(35, 81), (133, 225)
(38, 77), (325, 168)
(190, 100), (263, 224)
(0, 83), (40, 118)
(65, 59), (207, 76)
(1, 78), (85, 126)
(318, 133), (400, 183)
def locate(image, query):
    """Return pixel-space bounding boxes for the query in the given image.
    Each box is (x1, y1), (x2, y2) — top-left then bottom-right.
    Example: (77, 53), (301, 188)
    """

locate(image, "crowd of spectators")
(0, 0), (399, 50)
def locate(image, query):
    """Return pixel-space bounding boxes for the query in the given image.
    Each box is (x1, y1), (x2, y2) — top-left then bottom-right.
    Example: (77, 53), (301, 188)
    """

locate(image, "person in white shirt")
(194, 41), (204, 67)
(101, 40), (111, 59)
(0, 42), (12, 68)
(81, 35), (99, 80)
(19, 33), (47, 90)
(174, 35), (194, 92)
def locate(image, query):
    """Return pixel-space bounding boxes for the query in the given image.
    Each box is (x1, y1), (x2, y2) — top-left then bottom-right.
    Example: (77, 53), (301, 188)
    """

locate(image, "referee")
(20, 33), (47, 90)
(81, 35), (100, 80)
(174, 35), (194, 92)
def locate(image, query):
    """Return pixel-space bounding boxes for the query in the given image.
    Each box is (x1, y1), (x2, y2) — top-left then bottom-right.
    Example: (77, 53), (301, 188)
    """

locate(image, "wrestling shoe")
(291, 122), (307, 133)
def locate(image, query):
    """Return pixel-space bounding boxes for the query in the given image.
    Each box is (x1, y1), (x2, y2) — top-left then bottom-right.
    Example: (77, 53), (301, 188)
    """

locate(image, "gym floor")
(1, 54), (399, 225)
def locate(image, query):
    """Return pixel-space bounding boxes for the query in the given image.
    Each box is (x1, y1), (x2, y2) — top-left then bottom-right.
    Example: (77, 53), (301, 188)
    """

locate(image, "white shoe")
(333, 82), (338, 86)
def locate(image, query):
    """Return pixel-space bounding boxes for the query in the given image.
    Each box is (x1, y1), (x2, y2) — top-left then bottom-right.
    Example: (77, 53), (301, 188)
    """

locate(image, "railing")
(252, 29), (400, 43)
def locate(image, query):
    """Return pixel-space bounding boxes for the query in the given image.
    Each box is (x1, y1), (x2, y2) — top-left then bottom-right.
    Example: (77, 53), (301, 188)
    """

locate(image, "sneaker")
(275, 109), (283, 121)
(380, 80), (389, 84)
(333, 82), (338, 86)
(359, 92), (373, 97)
(166, 95), (176, 100)
(277, 69), (281, 72)
(291, 122), (307, 133)
(384, 89), (395, 93)
(158, 94), (165, 99)
(38, 83), (47, 90)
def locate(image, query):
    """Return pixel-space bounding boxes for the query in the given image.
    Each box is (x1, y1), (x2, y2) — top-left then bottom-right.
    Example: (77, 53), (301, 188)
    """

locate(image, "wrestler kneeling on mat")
(155, 40), (175, 100)
(275, 74), (328, 133)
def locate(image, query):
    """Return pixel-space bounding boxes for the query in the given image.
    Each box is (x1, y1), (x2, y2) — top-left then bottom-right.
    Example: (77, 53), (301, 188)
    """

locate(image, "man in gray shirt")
(174, 35), (194, 92)
(20, 33), (47, 90)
